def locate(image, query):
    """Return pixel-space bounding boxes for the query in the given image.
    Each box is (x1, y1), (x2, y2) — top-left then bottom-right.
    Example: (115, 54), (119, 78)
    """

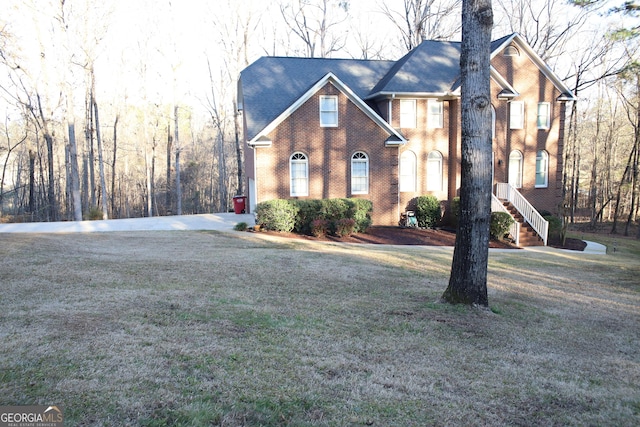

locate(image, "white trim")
(249, 72), (407, 146)
(491, 33), (576, 102)
(537, 102), (551, 130)
(319, 95), (338, 127)
(400, 99), (417, 129)
(351, 151), (369, 195)
(535, 150), (549, 188)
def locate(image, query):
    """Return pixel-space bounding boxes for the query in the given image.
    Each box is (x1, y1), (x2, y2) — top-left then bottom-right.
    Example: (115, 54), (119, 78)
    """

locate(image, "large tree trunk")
(442, 0), (493, 307)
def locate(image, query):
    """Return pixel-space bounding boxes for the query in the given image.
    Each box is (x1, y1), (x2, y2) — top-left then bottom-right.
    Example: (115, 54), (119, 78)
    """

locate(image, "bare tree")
(280, 0), (350, 58)
(380, 0), (462, 51)
(442, 0), (493, 306)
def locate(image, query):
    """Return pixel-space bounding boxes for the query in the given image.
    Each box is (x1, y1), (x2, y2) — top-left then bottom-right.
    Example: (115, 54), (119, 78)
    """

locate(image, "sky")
(1, 0), (620, 123)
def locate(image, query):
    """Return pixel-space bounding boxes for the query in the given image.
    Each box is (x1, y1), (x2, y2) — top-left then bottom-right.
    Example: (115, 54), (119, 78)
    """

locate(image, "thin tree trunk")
(29, 150), (35, 213)
(93, 98), (108, 219)
(166, 122), (172, 214)
(442, 0), (493, 306)
(111, 115), (118, 217)
(234, 97), (244, 196)
(174, 105), (182, 216)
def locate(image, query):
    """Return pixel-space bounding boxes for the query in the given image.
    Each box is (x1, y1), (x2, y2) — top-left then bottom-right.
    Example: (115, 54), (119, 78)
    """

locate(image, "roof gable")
(368, 40), (462, 98)
(240, 57), (395, 141)
(490, 33), (576, 101)
(245, 72), (406, 147)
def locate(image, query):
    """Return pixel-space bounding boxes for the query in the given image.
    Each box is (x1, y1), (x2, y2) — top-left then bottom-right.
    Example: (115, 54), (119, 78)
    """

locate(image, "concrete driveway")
(0, 213), (256, 233)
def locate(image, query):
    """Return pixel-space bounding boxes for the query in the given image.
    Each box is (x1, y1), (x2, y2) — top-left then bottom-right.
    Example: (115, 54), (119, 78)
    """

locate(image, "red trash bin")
(232, 195), (247, 214)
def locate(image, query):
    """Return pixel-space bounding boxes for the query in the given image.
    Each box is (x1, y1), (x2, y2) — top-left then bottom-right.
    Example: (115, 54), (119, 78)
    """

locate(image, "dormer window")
(504, 45), (520, 56)
(319, 95), (338, 127)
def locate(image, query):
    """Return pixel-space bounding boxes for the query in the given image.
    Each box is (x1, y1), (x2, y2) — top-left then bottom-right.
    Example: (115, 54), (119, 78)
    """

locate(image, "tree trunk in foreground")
(442, 0), (493, 306)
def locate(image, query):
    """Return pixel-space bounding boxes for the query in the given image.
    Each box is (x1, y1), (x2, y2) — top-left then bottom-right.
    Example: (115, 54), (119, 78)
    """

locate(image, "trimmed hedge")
(255, 199), (299, 232)
(265, 198), (372, 235)
(415, 195), (441, 229)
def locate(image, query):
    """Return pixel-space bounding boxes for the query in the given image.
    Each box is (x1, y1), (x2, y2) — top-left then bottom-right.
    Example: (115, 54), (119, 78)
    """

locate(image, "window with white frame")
(508, 150), (523, 189)
(290, 152), (309, 196)
(491, 105), (496, 139)
(537, 102), (550, 129)
(426, 151), (443, 191)
(319, 95), (338, 127)
(510, 101), (524, 129)
(399, 150), (417, 192)
(400, 99), (416, 129)
(536, 150), (549, 188)
(351, 151), (369, 194)
(427, 99), (444, 128)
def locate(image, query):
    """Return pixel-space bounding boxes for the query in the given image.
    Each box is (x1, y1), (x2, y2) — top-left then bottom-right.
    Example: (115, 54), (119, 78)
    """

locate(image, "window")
(508, 150), (523, 189)
(427, 99), (443, 128)
(399, 151), (417, 192)
(351, 152), (369, 194)
(290, 152), (308, 196)
(504, 45), (520, 56)
(426, 151), (443, 191)
(491, 105), (496, 139)
(537, 102), (551, 129)
(510, 101), (524, 129)
(536, 150), (549, 188)
(400, 99), (416, 129)
(319, 95), (338, 127)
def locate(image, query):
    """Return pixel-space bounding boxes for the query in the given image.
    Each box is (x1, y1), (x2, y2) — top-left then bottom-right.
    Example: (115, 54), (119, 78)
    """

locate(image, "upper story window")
(290, 152), (309, 197)
(504, 45), (520, 56)
(399, 150), (417, 192)
(510, 101), (524, 130)
(351, 151), (369, 194)
(537, 102), (551, 129)
(536, 150), (549, 188)
(319, 95), (338, 127)
(400, 99), (416, 129)
(427, 99), (444, 128)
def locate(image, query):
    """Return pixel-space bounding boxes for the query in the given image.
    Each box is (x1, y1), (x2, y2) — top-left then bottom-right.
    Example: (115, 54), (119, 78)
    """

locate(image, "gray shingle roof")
(240, 33), (572, 141)
(240, 57), (394, 141)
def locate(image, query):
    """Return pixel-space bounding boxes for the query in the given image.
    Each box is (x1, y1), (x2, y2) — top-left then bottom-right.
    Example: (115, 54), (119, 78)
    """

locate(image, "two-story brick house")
(238, 33), (575, 235)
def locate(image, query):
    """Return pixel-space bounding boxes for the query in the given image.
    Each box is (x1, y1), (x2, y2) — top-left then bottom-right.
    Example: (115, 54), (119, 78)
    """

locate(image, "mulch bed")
(258, 226), (587, 251)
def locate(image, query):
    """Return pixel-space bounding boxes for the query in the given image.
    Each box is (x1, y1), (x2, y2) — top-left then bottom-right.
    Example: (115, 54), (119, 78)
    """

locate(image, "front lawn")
(0, 231), (638, 426)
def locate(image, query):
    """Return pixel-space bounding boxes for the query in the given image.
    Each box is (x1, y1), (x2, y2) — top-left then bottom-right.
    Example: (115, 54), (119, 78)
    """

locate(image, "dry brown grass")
(0, 230), (638, 426)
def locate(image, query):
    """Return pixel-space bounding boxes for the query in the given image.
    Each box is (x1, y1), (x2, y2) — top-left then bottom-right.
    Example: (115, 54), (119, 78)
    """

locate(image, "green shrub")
(321, 199), (349, 227)
(293, 199), (324, 234)
(311, 218), (329, 237)
(543, 214), (562, 241)
(348, 198), (373, 232)
(85, 207), (104, 221)
(233, 222), (248, 231)
(335, 218), (356, 237)
(255, 199), (299, 232)
(449, 197), (460, 227)
(490, 212), (515, 240)
(415, 195), (441, 228)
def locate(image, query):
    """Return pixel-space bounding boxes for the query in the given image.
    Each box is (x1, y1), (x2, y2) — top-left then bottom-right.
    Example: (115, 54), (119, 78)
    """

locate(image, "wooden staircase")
(502, 201), (545, 247)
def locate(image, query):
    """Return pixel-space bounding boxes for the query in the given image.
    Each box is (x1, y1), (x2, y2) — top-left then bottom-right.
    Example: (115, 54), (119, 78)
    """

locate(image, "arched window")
(426, 151), (443, 191)
(290, 152), (308, 196)
(536, 150), (549, 188)
(351, 152), (369, 194)
(508, 150), (523, 189)
(399, 150), (417, 192)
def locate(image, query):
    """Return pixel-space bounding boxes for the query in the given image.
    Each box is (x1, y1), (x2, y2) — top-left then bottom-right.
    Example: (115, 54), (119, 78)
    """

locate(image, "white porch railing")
(491, 193), (521, 246)
(495, 183), (549, 246)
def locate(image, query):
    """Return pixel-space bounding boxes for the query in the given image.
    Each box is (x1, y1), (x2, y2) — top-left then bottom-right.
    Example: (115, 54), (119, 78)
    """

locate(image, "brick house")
(238, 33), (575, 243)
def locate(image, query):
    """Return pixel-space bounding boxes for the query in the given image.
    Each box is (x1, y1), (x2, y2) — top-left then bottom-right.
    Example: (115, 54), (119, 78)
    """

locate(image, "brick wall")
(253, 82), (400, 226)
